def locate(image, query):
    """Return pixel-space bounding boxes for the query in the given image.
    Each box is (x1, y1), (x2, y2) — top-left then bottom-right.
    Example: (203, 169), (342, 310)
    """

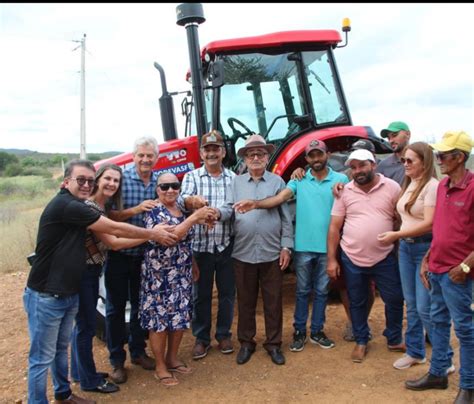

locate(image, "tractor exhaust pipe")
(154, 62), (178, 141)
(176, 3), (208, 145)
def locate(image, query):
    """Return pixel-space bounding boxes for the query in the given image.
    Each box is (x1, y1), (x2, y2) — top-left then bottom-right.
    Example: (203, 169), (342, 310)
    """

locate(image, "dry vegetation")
(0, 176), (58, 273)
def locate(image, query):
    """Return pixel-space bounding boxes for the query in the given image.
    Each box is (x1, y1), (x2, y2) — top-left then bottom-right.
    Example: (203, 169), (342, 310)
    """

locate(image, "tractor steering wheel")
(227, 117), (253, 141)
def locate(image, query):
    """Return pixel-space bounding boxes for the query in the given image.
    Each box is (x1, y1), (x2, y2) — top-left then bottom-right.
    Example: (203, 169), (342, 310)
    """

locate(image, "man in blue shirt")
(105, 136), (162, 384)
(234, 139), (349, 352)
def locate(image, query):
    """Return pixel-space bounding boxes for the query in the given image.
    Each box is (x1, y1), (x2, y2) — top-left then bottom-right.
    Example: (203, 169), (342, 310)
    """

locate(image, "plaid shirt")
(181, 165), (235, 253)
(119, 166), (159, 256)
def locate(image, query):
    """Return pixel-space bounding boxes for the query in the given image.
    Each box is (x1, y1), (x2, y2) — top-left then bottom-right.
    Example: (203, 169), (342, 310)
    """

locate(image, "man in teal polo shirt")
(234, 139), (349, 352)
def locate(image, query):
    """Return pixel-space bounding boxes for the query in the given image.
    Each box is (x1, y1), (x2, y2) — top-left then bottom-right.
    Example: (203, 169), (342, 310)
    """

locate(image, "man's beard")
(311, 160), (327, 172)
(354, 170), (374, 185)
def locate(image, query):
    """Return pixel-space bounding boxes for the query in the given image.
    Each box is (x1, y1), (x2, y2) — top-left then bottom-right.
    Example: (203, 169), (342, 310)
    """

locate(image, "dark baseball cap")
(305, 139), (328, 155)
(351, 139), (375, 153)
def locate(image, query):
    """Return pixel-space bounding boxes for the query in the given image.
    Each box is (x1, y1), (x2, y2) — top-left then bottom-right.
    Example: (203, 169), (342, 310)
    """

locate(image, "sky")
(1, 3), (473, 153)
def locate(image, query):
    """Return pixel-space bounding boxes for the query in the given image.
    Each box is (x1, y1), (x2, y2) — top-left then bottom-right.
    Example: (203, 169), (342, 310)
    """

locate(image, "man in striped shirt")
(181, 130), (236, 360)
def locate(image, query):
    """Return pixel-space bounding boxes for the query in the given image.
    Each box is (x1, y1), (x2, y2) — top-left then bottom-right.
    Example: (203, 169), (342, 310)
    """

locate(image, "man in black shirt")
(24, 159), (179, 404)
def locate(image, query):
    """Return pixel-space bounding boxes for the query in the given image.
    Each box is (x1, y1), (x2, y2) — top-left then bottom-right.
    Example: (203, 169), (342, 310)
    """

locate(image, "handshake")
(191, 206), (220, 230)
(186, 196), (220, 230)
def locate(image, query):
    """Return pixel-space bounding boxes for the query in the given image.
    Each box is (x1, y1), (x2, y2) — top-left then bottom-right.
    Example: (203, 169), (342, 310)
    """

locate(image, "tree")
(0, 152), (19, 172)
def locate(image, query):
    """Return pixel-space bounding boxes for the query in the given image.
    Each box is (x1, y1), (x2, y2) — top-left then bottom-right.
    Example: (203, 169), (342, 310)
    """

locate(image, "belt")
(401, 233), (433, 244)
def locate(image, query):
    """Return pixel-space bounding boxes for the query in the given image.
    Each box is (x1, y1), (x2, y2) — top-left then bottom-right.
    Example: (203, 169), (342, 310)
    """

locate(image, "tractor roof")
(202, 30), (342, 57)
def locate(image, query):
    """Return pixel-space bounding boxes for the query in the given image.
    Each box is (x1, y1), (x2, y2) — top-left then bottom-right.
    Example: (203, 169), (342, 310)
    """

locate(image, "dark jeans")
(192, 243), (235, 345)
(233, 258), (283, 352)
(70, 264), (103, 390)
(104, 251), (147, 367)
(341, 250), (404, 345)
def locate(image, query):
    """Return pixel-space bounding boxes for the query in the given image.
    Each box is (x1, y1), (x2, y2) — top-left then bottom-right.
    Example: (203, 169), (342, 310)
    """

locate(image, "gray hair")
(64, 159), (95, 178)
(132, 136), (159, 156)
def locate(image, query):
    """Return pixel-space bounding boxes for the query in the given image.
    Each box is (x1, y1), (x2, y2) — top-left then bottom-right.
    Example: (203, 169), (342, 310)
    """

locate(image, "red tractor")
(95, 3), (391, 178)
(93, 3), (394, 339)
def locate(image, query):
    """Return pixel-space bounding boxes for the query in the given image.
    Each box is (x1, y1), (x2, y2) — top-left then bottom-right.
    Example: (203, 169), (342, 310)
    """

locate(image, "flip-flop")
(153, 373), (179, 386)
(167, 363), (193, 374)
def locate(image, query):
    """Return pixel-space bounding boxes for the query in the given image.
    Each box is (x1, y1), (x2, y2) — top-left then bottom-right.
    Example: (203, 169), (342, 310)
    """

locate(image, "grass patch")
(0, 177), (60, 274)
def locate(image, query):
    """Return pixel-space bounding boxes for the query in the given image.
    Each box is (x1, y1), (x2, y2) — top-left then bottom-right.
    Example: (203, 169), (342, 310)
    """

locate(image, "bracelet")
(282, 247), (292, 255)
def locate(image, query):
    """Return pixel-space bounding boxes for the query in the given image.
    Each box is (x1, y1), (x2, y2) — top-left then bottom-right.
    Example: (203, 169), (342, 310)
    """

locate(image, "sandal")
(167, 363), (193, 374)
(154, 373), (179, 386)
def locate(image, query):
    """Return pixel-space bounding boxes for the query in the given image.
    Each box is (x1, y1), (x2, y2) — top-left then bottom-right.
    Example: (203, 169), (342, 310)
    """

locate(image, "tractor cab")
(189, 30), (391, 181)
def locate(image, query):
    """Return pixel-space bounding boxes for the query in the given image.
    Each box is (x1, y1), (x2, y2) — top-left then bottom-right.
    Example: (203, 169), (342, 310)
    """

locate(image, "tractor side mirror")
(208, 59), (224, 88)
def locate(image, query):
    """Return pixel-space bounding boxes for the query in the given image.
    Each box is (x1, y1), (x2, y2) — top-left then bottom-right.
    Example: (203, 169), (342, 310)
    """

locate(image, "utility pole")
(79, 33), (86, 159)
(73, 34), (87, 159)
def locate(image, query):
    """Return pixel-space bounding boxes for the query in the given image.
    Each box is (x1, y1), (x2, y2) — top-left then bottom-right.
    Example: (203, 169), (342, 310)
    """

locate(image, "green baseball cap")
(380, 121), (410, 138)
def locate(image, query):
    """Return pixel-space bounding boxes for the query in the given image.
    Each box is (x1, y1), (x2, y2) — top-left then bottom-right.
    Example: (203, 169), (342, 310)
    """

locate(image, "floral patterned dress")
(139, 204), (194, 332)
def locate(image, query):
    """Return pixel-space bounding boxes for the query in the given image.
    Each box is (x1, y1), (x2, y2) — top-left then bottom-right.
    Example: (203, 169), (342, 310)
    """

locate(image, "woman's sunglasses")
(157, 182), (181, 191)
(400, 157), (415, 165)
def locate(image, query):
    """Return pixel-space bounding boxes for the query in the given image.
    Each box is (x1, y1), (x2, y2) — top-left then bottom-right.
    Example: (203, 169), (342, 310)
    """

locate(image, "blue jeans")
(23, 287), (79, 404)
(341, 250), (404, 345)
(104, 251), (147, 367)
(398, 240), (432, 359)
(192, 242), (235, 345)
(429, 272), (473, 389)
(398, 240), (454, 362)
(292, 252), (329, 334)
(71, 264), (103, 389)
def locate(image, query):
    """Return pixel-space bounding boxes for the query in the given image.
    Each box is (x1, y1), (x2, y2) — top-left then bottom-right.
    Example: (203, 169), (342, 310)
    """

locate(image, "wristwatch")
(460, 262), (471, 274)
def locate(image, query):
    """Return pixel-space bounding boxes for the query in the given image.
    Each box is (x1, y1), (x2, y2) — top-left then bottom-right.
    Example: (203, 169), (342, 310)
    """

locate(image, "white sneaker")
(446, 364), (456, 375)
(393, 354), (427, 370)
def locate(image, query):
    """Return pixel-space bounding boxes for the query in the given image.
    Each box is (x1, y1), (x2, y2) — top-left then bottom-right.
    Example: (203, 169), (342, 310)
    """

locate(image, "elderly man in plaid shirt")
(181, 130), (237, 360)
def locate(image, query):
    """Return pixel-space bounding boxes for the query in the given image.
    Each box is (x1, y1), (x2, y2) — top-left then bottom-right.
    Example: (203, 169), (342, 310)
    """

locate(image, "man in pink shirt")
(327, 149), (404, 363)
(406, 131), (474, 404)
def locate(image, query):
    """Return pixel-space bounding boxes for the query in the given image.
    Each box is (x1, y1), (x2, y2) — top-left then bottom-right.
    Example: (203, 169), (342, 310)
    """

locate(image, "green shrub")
(4, 163), (23, 177)
(0, 176), (60, 199)
(0, 151), (18, 171)
(22, 167), (52, 178)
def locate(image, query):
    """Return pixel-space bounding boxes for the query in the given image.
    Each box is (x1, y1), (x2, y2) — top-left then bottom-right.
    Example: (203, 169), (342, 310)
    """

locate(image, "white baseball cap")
(345, 149), (375, 166)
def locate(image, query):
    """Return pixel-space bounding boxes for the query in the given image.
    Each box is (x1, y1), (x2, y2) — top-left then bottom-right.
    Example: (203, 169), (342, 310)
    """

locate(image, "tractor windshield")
(208, 49), (349, 149)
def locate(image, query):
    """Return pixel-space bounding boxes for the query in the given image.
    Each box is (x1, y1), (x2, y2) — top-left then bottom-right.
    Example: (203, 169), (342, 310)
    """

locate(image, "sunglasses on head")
(434, 150), (459, 161)
(70, 176), (95, 187)
(157, 182), (180, 191)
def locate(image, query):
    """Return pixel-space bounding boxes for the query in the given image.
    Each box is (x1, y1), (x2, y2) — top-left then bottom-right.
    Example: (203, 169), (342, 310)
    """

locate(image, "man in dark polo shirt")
(24, 159), (178, 404)
(406, 131), (474, 404)
(378, 121), (411, 185)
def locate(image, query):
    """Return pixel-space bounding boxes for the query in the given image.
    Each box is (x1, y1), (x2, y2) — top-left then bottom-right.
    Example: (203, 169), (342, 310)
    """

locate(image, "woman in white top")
(378, 142), (441, 370)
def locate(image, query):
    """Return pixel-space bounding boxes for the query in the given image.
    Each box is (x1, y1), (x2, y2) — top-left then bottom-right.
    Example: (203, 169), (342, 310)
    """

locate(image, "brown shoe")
(192, 342), (211, 360)
(131, 354), (156, 370)
(217, 339), (234, 354)
(110, 366), (127, 384)
(351, 344), (368, 363)
(55, 393), (96, 404)
(388, 342), (406, 352)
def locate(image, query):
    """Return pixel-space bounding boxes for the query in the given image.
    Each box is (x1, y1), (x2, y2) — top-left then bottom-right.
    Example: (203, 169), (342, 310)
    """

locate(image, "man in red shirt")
(406, 131), (474, 404)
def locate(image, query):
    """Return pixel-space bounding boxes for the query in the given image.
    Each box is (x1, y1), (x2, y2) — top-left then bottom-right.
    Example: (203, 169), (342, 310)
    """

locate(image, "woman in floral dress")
(140, 172), (215, 386)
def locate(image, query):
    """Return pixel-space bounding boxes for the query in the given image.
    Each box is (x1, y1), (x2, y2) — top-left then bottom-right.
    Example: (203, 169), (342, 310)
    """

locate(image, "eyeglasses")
(434, 150), (459, 161)
(245, 152), (268, 160)
(400, 157), (415, 165)
(157, 182), (181, 191)
(69, 177), (95, 187)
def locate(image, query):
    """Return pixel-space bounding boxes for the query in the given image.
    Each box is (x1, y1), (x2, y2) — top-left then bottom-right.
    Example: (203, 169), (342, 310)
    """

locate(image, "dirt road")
(1, 270), (461, 404)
